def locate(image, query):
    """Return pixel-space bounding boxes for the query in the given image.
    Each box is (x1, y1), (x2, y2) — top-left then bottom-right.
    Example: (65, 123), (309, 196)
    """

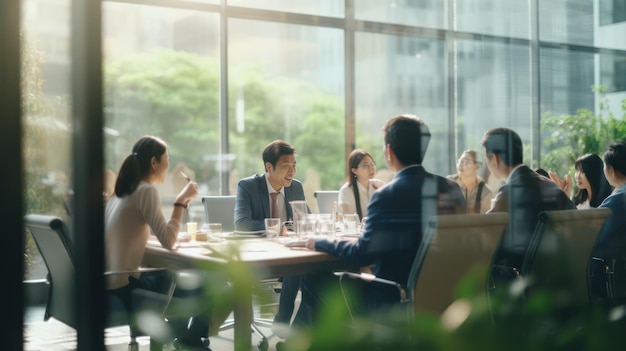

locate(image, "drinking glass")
(317, 214), (334, 237)
(208, 223), (223, 241)
(186, 222), (198, 241)
(343, 214), (359, 234)
(264, 218), (281, 241)
(289, 200), (308, 237)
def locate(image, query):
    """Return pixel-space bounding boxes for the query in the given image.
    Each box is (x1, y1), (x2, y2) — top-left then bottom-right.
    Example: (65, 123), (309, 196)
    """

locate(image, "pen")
(180, 171), (191, 182)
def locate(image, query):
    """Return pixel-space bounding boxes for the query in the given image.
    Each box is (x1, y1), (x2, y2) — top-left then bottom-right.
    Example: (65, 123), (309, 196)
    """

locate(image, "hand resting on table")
(284, 237), (317, 250)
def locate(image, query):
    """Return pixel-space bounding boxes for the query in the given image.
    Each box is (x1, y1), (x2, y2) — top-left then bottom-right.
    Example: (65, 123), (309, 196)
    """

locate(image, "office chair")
(521, 208), (610, 307)
(313, 190), (339, 214)
(336, 213), (508, 324)
(201, 196), (276, 350)
(24, 214), (194, 351)
(201, 196), (236, 232)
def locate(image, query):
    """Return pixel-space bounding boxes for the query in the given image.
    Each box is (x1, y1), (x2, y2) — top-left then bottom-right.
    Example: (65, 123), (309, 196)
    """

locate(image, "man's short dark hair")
(383, 114), (431, 165)
(262, 140), (295, 171)
(603, 141), (626, 176)
(481, 128), (523, 167)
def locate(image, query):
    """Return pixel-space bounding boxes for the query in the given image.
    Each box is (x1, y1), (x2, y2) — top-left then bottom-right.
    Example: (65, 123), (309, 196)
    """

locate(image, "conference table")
(142, 235), (354, 351)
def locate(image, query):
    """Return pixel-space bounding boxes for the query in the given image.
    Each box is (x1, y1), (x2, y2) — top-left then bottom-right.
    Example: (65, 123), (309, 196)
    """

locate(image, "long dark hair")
(114, 136), (167, 197)
(347, 149), (372, 220)
(573, 153), (612, 207)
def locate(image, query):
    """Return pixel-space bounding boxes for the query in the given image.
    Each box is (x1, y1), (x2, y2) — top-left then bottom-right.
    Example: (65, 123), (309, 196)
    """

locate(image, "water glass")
(343, 214), (359, 234)
(264, 218), (281, 241)
(299, 214), (317, 238)
(186, 222), (198, 241)
(208, 223), (223, 240)
(317, 214), (334, 237)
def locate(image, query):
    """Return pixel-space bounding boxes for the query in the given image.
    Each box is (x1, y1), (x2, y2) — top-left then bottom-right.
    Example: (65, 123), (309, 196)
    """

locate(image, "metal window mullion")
(71, 0), (105, 349)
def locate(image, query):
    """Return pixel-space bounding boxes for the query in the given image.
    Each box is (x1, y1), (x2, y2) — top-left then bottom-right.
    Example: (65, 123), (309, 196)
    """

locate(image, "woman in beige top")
(447, 150), (494, 214)
(105, 135), (213, 350)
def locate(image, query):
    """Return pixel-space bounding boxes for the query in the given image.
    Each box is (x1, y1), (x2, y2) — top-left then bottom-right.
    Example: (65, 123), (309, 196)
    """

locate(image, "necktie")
(270, 192), (280, 219)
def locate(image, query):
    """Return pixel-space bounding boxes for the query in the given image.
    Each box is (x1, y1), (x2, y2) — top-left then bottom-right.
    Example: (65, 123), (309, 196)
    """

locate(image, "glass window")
(600, 0), (626, 26)
(228, 18), (344, 209)
(456, 40), (531, 170)
(227, 0), (344, 18)
(22, 0), (73, 280)
(354, 0), (446, 29)
(539, 0), (595, 46)
(456, 0), (530, 39)
(355, 32), (448, 177)
(540, 48), (595, 116)
(103, 3), (220, 221)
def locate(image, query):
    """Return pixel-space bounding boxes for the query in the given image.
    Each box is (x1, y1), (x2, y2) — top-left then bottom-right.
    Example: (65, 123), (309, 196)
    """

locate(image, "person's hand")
(548, 171), (572, 196)
(306, 238), (317, 251)
(176, 181), (199, 205)
(562, 173), (572, 196)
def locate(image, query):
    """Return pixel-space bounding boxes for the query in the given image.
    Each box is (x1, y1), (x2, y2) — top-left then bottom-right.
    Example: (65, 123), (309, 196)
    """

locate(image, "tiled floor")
(24, 305), (284, 351)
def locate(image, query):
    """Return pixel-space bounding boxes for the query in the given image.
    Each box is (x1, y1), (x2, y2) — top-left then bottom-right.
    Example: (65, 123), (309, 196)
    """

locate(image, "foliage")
(267, 273), (626, 351)
(105, 49), (346, 191)
(104, 49), (221, 175)
(22, 32), (71, 278)
(541, 85), (626, 178)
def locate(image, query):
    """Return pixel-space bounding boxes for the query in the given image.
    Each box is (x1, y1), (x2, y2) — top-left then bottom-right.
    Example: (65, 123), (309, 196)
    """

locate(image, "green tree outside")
(540, 85), (626, 187)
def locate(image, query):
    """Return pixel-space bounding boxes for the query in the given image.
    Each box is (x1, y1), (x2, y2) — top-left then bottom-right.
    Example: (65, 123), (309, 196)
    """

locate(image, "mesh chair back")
(313, 190), (339, 214)
(25, 214), (77, 327)
(409, 213), (508, 315)
(521, 208), (610, 306)
(201, 196), (236, 232)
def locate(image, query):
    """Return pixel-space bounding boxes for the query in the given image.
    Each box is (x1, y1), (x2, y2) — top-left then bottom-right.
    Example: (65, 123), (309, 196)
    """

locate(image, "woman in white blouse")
(573, 154), (613, 208)
(338, 149), (385, 221)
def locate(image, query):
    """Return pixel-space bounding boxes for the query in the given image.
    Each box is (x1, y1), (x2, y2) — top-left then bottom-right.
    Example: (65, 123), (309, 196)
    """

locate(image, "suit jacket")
(595, 184), (626, 258)
(314, 165), (466, 309)
(488, 165), (575, 267)
(234, 174), (307, 231)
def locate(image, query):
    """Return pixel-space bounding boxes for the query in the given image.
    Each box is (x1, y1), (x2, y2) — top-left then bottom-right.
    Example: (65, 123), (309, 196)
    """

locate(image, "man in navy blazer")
(234, 140), (307, 334)
(482, 128), (575, 269)
(304, 114), (466, 314)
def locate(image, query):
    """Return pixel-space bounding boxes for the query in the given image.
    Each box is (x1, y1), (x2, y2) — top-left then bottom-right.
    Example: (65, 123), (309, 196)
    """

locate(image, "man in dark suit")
(234, 139), (307, 334)
(304, 114), (466, 313)
(482, 128), (575, 269)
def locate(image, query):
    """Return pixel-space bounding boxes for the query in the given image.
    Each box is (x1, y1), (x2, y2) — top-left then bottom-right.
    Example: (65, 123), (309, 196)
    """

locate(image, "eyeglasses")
(458, 159), (475, 166)
(358, 162), (377, 169)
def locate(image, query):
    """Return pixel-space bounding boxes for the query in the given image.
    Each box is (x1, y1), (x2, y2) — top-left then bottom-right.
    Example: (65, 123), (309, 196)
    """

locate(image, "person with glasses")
(338, 149), (385, 221)
(447, 150), (494, 214)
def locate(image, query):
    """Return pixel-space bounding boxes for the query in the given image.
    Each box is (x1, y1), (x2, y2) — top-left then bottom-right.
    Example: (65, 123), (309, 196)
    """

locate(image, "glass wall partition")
(19, 0), (626, 295)
(456, 40), (531, 160)
(228, 18), (344, 210)
(354, 31), (447, 178)
(102, 2), (220, 221)
(21, 0), (73, 280)
(354, 0), (446, 29)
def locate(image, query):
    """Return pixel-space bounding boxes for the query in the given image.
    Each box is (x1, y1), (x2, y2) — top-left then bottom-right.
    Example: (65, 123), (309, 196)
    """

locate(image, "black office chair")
(25, 214), (188, 351)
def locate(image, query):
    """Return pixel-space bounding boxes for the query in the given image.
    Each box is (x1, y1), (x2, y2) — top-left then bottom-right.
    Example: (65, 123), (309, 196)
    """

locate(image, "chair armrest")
(334, 271), (409, 303)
